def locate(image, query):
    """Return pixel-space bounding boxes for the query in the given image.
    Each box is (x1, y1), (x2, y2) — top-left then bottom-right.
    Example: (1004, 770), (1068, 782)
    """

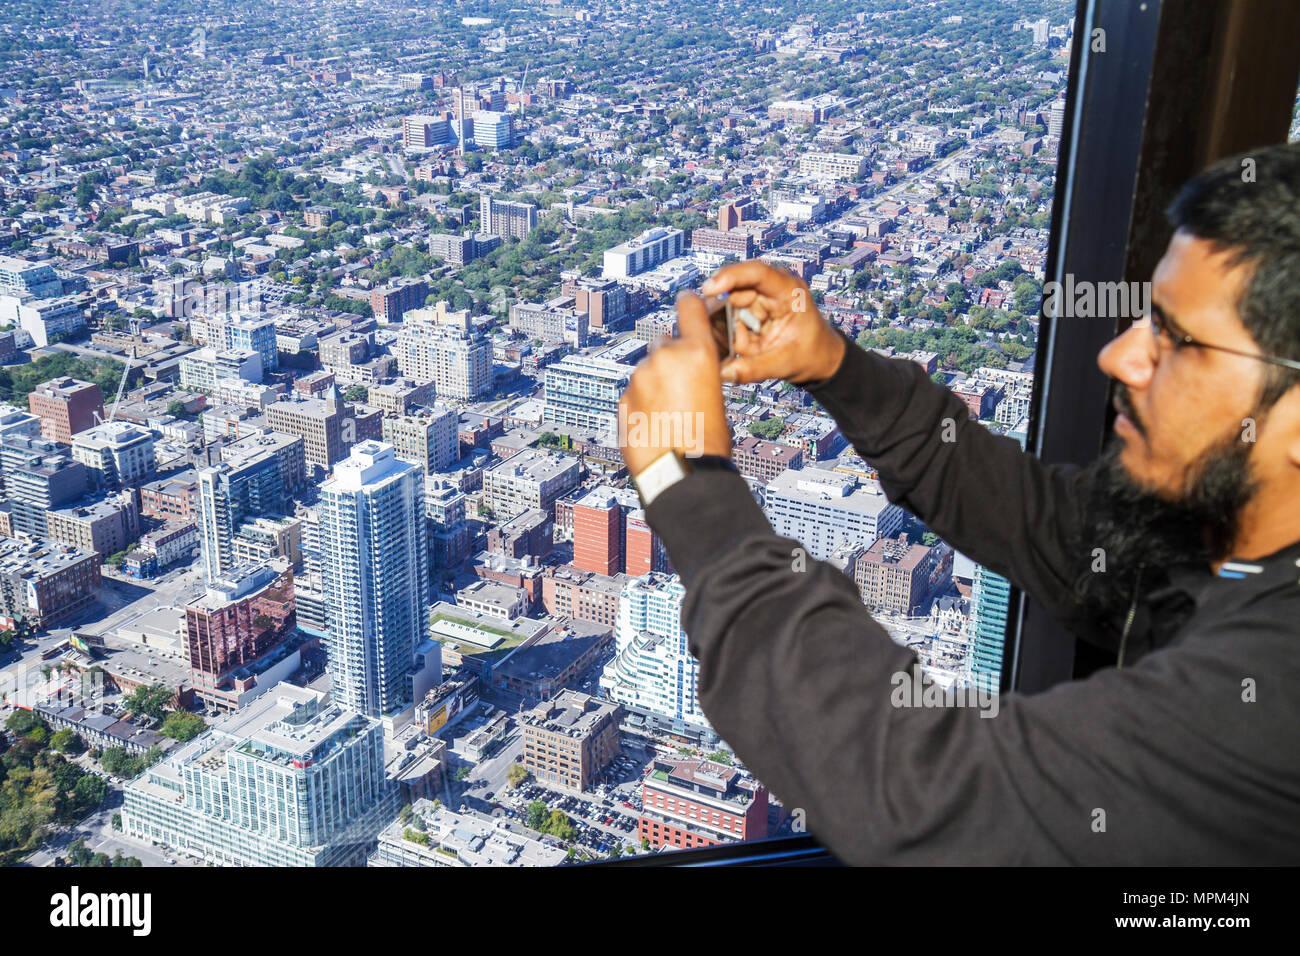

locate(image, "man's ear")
(1274, 384), (1300, 471)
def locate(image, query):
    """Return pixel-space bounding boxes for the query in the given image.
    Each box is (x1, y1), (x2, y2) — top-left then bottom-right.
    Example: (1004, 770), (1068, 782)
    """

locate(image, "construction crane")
(96, 343), (135, 426)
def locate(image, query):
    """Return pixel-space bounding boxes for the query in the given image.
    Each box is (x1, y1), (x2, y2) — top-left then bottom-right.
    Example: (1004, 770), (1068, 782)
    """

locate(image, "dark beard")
(1073, 428), (1260, 623)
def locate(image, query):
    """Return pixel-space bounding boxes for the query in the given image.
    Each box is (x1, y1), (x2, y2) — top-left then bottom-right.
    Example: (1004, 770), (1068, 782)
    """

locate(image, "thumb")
(720, 354), (764, 384)
(674, 291), (713, 344)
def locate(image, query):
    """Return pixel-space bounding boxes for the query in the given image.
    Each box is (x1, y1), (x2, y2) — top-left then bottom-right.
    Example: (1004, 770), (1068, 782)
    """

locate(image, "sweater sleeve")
(804, 332), (1097, 631)
(645, 467), (1300, 864)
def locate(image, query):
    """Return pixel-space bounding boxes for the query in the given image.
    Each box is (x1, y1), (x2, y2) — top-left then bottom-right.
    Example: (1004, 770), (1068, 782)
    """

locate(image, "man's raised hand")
(701, 260), (847, 386)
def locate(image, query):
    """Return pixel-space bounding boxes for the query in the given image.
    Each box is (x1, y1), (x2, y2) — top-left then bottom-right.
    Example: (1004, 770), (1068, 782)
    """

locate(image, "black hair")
(1165, 141), (1300, 407)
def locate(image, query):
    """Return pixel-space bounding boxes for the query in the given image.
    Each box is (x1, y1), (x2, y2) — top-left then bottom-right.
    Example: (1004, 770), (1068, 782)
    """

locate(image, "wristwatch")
(633, 451), (737, 510)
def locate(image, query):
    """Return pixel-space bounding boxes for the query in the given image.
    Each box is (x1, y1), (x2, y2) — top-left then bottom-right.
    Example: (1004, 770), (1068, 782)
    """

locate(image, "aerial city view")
(0, 0), (1070, 867)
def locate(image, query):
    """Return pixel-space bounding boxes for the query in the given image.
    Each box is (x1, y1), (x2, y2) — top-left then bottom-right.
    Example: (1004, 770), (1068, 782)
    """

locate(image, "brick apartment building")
(540, 565), (630, 629)
(639, 755), (769, 851)
(140, 473), (200, 522)
(519, 691), (622, 792)
(369, 278), (428, 324)
(855, 534), (954, 616)
(0, 538), (101, 630)
(733, 435), (804, 484)
(28, 377), (105, 443)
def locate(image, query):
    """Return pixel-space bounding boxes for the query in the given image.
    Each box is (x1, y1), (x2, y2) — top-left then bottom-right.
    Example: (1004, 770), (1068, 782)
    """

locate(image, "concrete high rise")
(381, 405), (458, 477)
(599, 574), (710, 731)
(71, 420), (156, 491)
(121, 684), (399, 866)
(394, 307), (492, 401)
(192, 314), (279, 373)
(601, 227), (684, 279)
(198, 447), (285, 583)
(319, 441), (429, 717)
(425, 476), (470, 572)
(473, 111), (513, 151)
(763, 467), (905, 562)
(0, 435), (90, 537)
(266, 390), (382, 472)
(0, 254), (63, 298)
(542, 355), (631, 437)
(1047, 97), (1066, 141)
(560, 274), (629, 330)
(402, 114), (449, 150)
(478, 194), (536, 239)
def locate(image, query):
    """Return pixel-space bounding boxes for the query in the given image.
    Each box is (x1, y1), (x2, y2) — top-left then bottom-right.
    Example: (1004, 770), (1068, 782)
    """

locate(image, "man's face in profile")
(1079, 232), (1273, 615)
(1100, 231), (1266, 503)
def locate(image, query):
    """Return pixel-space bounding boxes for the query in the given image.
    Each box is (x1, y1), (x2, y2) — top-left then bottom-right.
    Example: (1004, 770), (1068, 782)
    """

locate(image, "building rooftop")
(520, 689), (619, 738)
(0, 537), (97, 579)
(491, 620), (610, 686)
(487, 447), (579, 483)
(29, 376), (99, 400)
(192, 561), (287, 609)
(456, 579), (526, 610)
(766, 466), (892, 514)
(373, 799), (565, 867)
(220, 428), (302, 468)
(324, 440), (416, 493)
(861, 534), (930, 569)
(71, 420), (153, 450)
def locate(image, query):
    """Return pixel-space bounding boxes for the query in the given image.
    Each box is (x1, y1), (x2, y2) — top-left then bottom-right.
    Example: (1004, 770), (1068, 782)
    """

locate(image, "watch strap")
(634, 450), (689, 510)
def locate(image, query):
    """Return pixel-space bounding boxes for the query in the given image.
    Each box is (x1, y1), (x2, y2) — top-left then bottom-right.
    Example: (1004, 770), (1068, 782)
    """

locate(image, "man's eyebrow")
(1150, 299), (1186, 335)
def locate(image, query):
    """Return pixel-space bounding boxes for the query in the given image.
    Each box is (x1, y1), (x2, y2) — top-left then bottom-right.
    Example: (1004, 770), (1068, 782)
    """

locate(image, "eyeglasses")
(1148, 308), (1300, 372)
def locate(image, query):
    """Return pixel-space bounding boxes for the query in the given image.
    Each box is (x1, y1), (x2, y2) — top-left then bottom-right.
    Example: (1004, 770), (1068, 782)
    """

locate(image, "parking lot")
(498, 780), (642, 856)
(485, 742), (662, 856)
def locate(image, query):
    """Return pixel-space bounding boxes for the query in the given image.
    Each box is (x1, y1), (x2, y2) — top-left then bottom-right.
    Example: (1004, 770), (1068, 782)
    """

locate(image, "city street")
(24, 785), (193, 868)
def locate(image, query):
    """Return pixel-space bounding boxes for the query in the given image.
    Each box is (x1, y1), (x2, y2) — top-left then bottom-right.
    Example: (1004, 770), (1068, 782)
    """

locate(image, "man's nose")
(1097, 318), (1155, 390)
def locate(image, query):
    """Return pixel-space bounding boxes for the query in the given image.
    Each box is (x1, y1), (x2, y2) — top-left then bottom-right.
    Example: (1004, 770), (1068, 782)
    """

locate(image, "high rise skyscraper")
(967, 562), (1010, 695)
(1047, 97), (1066, 141)
(198, 446), (285, 583)
(381, 405), (459, 477)
(600, 573), (710, 731)
(479, 193), (536, 238)
(319, 441), (429, 717)
(472, 110), (514, 151)
(394, 307), (493, 401)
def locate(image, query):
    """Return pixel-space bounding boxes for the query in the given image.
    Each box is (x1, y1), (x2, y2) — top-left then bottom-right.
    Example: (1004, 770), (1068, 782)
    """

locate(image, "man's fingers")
(720, 353), (773, 384)
(724, 288), (759, 309)
(732, 320), (759, 355)
(702, 260), (796, 300)
(674, 290), (713, 345)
